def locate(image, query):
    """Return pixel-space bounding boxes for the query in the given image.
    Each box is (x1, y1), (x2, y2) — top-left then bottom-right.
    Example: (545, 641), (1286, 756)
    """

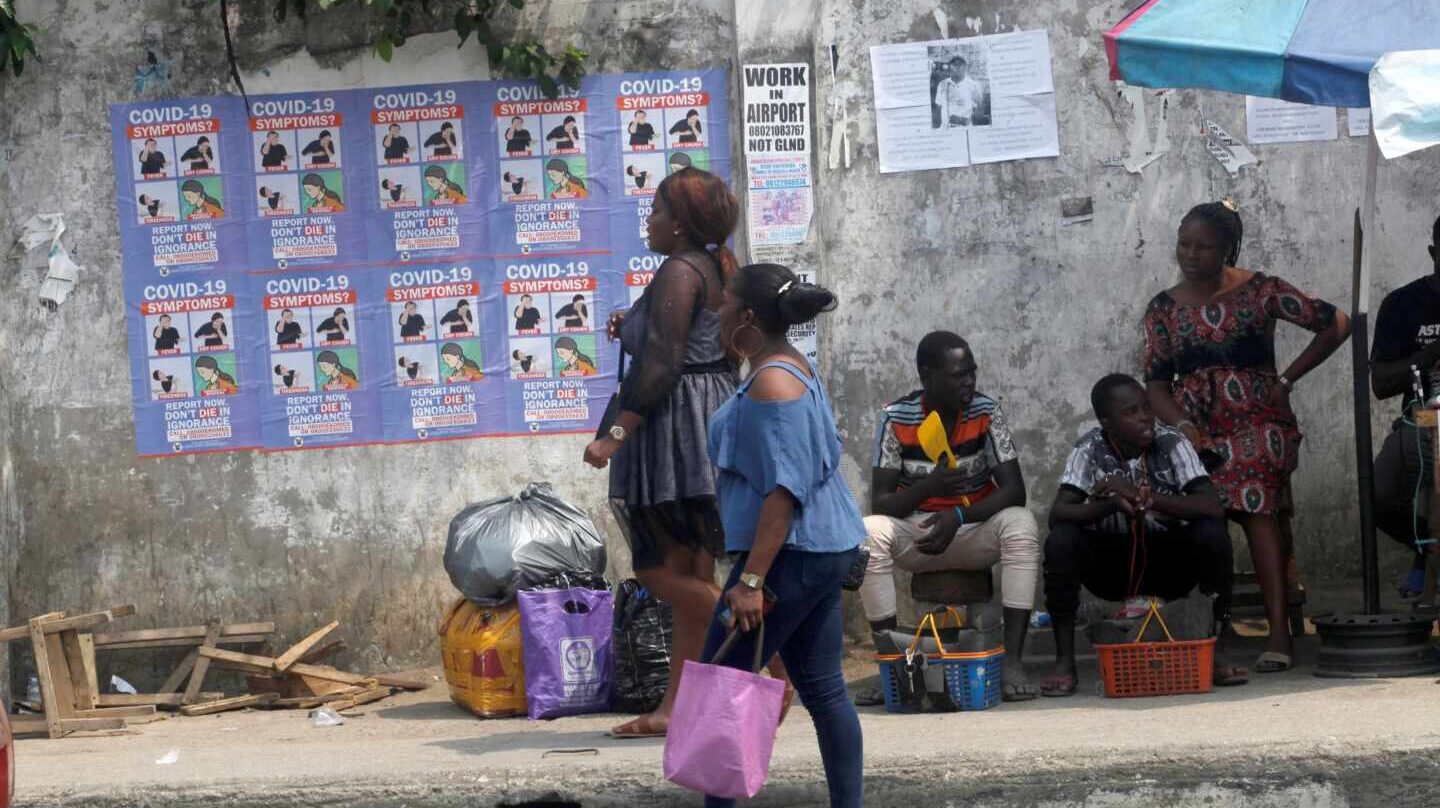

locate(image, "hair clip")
(776, 280), (795, 297)
(1221, 197), (1239, 212)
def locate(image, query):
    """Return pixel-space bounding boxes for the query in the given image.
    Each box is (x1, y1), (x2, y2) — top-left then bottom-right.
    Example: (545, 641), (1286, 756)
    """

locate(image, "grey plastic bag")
(445, 483), (607, 604)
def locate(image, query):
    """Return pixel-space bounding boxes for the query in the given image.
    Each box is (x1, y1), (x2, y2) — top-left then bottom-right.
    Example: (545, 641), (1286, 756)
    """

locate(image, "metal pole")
(1354, 135), (1382, 614)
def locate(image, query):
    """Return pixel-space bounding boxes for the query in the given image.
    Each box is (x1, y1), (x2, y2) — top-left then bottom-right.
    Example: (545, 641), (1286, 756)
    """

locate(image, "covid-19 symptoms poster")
(110, 70), (729, 457)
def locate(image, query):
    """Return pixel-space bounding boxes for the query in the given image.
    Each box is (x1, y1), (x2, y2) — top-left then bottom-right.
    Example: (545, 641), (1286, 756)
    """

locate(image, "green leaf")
(375, 37), (393, 61)
(537, 73), (557, 99)
(508, 0), (523, 8)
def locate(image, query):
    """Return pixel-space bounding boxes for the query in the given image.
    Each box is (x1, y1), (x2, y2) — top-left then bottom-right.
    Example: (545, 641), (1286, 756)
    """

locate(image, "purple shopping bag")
(663, 625), (786, 800)
(517, 586), (614, 720)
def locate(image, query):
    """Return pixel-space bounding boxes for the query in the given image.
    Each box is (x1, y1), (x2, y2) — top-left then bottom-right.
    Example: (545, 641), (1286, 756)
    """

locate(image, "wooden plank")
(371, 672), (430, 691)
(74, 706), (156, 719)
(159, 649), (199, 693)
(31, 618), (68, 738)
(297, 639), (346, 664)
(285, 662), (374, 686)
(38, 607), (134, 635)
(182, 624), (222, 705)
(11, 715), (50, 735)
(0, 611), (66, 644)
(60, 631), (97, 711)
(99, 693), (186, 707)
(267, 686), (365, 709)
(93, 622), (276, 648)
(274, 621), (341, 673)
(179, 692), (278, 717)
(328, 687), (393, 711)
(78, 633), (100, 699)
(55, 717), (128, 733)
(199, 645), (276, 669)
(98, 634), (272, 651)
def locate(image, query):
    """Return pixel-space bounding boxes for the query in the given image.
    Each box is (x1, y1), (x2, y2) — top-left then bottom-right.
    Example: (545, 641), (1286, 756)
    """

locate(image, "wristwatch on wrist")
(739, 572), (765, 590)
(608, 424), (628, 442)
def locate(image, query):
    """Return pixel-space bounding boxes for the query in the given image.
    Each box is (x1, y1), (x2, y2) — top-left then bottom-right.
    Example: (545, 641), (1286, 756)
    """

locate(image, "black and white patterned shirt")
(1058, 425), (1209, 533)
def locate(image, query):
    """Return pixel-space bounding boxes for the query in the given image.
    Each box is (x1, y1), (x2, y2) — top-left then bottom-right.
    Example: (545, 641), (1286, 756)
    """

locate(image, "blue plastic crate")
(875, 648), (1004, 713)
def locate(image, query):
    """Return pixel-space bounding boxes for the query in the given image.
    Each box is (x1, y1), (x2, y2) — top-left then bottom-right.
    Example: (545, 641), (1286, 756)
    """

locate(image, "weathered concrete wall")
(0, 0), (736, 683)
(2, 0), (1436, 678)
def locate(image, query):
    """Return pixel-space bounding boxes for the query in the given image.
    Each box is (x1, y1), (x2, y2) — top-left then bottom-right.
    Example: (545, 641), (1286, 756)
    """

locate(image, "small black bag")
(594, 348), (627, 440)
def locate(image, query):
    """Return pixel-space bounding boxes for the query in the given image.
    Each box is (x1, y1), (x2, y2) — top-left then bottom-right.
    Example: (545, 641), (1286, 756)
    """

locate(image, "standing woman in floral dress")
(1142, 201), (1350, 673)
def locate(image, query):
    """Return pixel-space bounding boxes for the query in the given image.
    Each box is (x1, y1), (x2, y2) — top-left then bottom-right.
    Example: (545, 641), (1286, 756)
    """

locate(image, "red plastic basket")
(1094, 600), (1215, 698)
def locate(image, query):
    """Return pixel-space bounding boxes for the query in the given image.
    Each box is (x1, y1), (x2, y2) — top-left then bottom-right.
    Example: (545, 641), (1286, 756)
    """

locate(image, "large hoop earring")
(730, 323), (764, 360)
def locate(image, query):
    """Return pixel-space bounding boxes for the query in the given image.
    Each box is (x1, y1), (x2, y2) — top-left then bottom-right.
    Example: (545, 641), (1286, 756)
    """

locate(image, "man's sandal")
(608, 716), (667, 739)
(1040, 673), (1078, 697)
(1214, 664), (1250, 686)
(1255, 651), (1292, 673)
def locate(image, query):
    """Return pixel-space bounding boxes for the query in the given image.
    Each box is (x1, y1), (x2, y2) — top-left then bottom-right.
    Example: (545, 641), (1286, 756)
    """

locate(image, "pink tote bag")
(663, 625), (786, 799)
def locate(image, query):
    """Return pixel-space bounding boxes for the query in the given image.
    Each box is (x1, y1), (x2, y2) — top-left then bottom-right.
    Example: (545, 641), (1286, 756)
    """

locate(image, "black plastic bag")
(611, 579), (673, 714)
(444, 483), (607, 604)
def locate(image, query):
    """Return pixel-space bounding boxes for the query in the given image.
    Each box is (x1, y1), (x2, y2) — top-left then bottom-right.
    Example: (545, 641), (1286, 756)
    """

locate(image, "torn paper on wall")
(1202, 120), (1258, 175)
(17, 213), (83, 309)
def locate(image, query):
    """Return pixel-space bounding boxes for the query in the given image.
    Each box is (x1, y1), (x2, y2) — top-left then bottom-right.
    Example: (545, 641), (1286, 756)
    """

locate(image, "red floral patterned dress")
(1142, 272), (1337, 515)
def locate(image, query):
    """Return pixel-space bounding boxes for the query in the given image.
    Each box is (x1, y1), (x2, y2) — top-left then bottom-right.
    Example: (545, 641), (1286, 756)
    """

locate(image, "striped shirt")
(1058, 425), (1209, 533)
(873, 391), (1018, 513)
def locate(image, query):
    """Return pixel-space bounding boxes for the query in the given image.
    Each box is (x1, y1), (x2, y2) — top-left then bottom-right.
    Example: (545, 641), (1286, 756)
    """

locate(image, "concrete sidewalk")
(14, 629), (1440, 808)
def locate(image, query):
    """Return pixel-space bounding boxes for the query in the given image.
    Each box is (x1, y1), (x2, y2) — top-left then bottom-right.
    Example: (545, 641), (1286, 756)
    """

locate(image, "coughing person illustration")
(316, 350), (360, 391)
(195, 355), (238, 395)
(440, 342), (484, 382)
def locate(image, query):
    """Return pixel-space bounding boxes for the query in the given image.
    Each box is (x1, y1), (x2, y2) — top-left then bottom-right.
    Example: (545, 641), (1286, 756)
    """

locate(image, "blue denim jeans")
(701, 548), (863, 808)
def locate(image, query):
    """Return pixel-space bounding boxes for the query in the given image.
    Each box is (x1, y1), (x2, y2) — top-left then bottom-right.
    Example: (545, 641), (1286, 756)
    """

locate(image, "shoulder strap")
(740, 359), (816, 395)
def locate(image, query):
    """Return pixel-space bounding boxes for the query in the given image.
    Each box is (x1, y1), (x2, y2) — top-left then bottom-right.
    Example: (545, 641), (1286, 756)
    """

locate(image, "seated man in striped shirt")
(1042, 373), (1247, 696)
(859, 331), (1042, 702)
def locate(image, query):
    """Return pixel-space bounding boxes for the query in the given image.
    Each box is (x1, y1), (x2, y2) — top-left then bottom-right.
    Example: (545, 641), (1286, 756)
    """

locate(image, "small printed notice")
(1347, 107), (1372, 137)
(1245, 96), (1338, 144)
(871, 30), (1057, 174)
(742, 63), (814, 246)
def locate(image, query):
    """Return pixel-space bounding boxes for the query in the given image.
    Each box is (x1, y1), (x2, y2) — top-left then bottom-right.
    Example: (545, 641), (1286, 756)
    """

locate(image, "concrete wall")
(1, 0), (1435, 679)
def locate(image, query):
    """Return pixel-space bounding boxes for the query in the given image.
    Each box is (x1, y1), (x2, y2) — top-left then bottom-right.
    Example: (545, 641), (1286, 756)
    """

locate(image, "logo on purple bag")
(561, 637), (596, 683)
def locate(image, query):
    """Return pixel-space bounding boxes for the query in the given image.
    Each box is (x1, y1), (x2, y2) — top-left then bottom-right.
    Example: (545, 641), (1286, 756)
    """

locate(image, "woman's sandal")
(1002, 680), (1040, 702)
(1255, 651), (1292, 673)
(1214, 664), (1250, 686)
(608, 715), (667, 739)
(1040, 672), (1078, 698)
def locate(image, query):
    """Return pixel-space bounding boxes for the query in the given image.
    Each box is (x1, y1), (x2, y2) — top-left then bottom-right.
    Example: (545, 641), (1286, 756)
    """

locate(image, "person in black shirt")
(274, 308), (304, 347)
(138, 194), (165, 219)
(380, 179), (408, 205)
(274, 364), (299, 388)
(553, 294), (589, 330)
(152, 370), (177, 395)
(626, 164), (650, 190)
(315, 307), (350, 343)
(511, 349), (535, 374)
(546, 115), (580, 151)
(502, 172), (529, 197)
(260, 131), (289, 169)
(382, 124), (411, 161)
(1371, 213), (1440, 594)
(301, 130), (336, 165)
(397, 356), (422, 380)
(440, 299), (474, 334)
(398, 301), (426, 339)
(193, 312), (229, 349)
(669, 109), (703, 145)
(179, 136), (213, 172)
(513, 294), (542, 331)
(627, 110), (655, 148)
(138, 138), (167, 176)
(258, 186), (284, 212)
(504, 116), (532, 154)
(424, 122), (457, 158)
(152, 314), (181, 352)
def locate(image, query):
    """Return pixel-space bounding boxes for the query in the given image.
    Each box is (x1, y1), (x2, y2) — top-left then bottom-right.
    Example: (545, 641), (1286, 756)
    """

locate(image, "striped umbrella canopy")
(1104, 0), (1440, 109)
